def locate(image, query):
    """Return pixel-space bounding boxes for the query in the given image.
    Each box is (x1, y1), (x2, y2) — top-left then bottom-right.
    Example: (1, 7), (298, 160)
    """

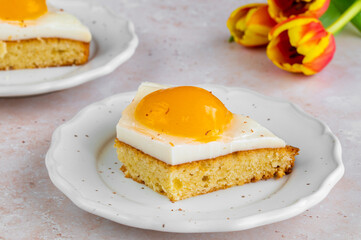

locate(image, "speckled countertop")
(1, 0), (360, 239)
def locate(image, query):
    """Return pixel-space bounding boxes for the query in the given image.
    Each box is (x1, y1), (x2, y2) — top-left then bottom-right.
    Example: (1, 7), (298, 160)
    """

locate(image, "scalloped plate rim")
(45, 84), (344, 232)
(0, 0), (139, 97)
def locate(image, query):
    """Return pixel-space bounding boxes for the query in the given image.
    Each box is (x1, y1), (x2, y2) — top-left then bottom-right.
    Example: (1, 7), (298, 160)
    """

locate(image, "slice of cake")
(115, 82), (299, 202)
(0, 0), (91, 70)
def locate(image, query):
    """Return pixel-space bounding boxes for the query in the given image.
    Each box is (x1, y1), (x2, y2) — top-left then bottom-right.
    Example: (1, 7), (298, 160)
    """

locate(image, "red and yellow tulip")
(268, 0), (330, 23)
(267, 17), (335, 75)
(227, 3), (277, 47)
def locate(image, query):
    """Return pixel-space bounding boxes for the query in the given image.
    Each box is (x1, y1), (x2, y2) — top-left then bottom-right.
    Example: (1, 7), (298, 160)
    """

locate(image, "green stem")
(327, 0), (361, 34)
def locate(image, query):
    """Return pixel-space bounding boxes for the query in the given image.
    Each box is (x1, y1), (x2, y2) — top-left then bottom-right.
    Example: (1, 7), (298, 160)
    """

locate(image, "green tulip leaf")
(320, 0), (361, 34)
(320, 2), (342, 29)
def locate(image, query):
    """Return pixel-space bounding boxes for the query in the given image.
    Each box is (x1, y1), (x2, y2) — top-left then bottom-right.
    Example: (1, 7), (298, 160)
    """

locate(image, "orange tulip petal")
(248, 4), (277, 28)
(267, 16), (335, 75)
(269, 17), (318, 40)
(227, 4), (276, 47)
(304, 34), (336, 72)
(268, 0), (330, 23)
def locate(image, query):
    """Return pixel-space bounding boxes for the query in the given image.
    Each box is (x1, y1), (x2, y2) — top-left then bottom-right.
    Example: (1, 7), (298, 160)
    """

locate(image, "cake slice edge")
(114, 138), (299, 202)
(0, 38), (89, 70)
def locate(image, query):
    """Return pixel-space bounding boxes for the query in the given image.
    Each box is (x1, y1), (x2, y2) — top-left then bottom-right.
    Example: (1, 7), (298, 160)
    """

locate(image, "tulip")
(227, 3), (277, 47)
(268, 0), (330, 23)
(267, 17), (335, 75)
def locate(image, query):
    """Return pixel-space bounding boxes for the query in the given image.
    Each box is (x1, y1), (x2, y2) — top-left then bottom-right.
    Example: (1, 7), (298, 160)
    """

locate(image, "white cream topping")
(0, 6), (91, 42)
(116, 82), (286, 165)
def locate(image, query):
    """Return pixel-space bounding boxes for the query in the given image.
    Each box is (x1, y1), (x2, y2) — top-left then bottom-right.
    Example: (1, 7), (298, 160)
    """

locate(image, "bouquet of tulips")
(227, 0), (361, 75)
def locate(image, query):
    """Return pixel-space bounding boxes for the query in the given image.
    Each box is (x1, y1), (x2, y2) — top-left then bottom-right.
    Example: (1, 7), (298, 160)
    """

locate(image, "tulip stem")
(327, 0), (361, 34)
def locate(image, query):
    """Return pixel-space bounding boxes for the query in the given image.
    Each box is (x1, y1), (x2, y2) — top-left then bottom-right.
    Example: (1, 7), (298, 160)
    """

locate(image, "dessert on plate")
(115, 82), (299, 202)
(0, 0), (91, 70)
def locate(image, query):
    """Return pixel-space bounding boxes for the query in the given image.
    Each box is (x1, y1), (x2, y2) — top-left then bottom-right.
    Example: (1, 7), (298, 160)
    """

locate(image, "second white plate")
(45, 85), (344, 232)
(0, 0), (138, 97)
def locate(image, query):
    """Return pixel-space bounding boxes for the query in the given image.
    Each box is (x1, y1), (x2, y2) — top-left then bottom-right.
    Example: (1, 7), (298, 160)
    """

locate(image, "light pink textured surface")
(1, 0), (360, 239)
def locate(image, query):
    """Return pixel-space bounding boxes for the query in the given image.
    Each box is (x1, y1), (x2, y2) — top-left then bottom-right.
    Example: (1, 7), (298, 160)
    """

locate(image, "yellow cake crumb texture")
(115, 139), (299, 202)
(0, 38), (89, 70)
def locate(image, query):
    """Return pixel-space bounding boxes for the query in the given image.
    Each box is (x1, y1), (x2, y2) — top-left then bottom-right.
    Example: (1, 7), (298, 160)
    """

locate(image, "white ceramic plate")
(45, 85), (344, 233)
(0, 0), (138, 97)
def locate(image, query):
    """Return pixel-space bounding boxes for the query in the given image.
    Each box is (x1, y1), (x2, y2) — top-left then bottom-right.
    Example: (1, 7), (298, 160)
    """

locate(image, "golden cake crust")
(115, 138), (299, 202)
(0, 38), (89, 70)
